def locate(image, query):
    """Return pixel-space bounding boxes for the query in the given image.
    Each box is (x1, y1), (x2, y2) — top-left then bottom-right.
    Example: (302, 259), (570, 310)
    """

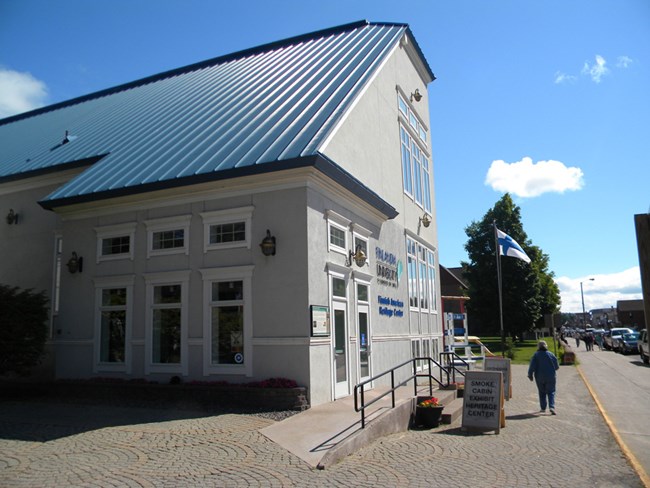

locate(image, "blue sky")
(1, 0), (648, 314)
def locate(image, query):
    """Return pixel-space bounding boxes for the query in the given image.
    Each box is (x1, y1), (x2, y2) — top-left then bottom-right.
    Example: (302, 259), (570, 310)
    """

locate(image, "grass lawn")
(477, 336), (565, 365)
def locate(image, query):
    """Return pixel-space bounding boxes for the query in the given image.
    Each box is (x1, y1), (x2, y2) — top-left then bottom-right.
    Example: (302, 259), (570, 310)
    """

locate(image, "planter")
(415, 405), (444, 428)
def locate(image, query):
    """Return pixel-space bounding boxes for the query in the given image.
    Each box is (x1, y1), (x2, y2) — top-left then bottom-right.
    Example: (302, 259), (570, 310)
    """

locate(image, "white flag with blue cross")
(496, 228), (531, 264)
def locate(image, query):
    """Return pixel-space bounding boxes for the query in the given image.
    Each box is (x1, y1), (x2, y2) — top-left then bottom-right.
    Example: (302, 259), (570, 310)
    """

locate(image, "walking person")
(528, 340), (560, 415)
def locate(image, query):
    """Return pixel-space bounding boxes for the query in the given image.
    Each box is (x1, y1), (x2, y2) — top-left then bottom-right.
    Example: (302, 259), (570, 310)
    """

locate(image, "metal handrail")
(353, 356), (450, 428)
(439, 351), (469, 384)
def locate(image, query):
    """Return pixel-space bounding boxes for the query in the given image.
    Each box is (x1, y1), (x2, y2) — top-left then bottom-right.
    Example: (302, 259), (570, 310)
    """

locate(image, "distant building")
(617, 300), (646, 330)
(0, 21), (440, 406)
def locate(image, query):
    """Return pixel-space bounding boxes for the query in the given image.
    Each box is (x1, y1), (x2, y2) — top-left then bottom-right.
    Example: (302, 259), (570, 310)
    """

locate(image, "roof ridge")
(0, 20), (408, 127)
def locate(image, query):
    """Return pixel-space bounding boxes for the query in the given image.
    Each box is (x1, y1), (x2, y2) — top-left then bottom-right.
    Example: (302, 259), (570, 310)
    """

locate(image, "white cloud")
(581, 55), (609, 83)
(616, 55), (633, 68)
(0, 67), (48, 118)
(555, 268), (642, 314)
(554, 72), (577, 84)
(485, 157), (584, 198)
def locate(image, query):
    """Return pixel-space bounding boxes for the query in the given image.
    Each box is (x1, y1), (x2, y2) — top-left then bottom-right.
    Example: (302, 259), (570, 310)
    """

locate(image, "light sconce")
(6, 209), (18, 225)
(410, 88), (422, 103)
(260, 229), (276, 256)
(419, 213), (431, 228)
(346, 244), (367, 267)
(66, 252), (83, 274)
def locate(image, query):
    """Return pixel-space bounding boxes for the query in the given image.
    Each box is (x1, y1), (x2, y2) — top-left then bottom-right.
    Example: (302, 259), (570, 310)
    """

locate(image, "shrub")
(0, 285), (49, 375)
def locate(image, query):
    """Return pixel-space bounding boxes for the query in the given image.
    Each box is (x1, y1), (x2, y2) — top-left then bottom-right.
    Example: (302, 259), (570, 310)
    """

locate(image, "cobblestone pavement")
(0, 364), (643, 487)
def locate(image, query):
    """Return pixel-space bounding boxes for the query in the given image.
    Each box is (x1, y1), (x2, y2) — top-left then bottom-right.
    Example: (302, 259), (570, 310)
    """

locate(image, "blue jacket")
(528, 350), (559, 381)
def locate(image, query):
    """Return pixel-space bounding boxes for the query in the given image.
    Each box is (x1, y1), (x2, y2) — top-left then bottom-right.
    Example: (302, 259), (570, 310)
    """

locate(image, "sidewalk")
(0, 363), (645, 487)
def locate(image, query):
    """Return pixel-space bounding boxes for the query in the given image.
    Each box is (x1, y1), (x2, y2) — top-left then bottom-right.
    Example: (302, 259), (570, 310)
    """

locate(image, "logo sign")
(375, 247), (403, 288)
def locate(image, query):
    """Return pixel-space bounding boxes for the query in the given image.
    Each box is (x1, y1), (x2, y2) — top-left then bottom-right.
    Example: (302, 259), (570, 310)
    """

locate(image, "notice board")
(461, 371), (504, 434)
(483, 357), (512, 400)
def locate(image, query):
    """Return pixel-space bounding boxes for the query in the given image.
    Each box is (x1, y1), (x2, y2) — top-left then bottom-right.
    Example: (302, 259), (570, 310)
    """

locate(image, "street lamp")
(580, 278), (595, 329)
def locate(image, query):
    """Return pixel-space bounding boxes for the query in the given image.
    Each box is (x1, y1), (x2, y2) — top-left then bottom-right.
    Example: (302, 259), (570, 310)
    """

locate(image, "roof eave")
(38, 154), (398, 220)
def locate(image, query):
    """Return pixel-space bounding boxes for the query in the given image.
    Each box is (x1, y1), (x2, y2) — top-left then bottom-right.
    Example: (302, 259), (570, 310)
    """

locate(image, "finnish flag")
(497, 228), (531, 264)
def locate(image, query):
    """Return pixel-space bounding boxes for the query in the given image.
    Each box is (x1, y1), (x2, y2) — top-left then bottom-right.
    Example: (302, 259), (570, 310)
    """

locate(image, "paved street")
(0, 361), (646, 487)
(573, 339), (650, 479)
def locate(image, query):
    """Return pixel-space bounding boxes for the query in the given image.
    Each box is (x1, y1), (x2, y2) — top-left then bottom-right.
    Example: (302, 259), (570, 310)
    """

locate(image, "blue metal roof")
(0, 21), (432, 215)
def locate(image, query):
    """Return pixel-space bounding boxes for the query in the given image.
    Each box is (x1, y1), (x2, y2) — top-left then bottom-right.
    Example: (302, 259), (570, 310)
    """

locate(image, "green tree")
(462, 194), (560, 338)
(0, 285), (49, 375)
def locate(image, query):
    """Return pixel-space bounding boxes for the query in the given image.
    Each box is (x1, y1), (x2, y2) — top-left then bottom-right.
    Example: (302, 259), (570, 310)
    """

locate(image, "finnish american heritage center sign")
(461, 371), (504, 434)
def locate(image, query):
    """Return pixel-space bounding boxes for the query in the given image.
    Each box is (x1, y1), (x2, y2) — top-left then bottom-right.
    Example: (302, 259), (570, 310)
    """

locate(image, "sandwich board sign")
(461, 370), (504, 434)
(483, 357), (512, 400)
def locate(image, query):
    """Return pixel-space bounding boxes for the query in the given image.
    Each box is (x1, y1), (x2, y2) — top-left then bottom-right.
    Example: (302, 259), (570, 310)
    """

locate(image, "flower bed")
(0, 377), (309, 412)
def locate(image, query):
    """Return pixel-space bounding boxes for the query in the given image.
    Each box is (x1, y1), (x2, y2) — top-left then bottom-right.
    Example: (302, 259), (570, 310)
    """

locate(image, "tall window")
(211, 280), (244, 365)
(398, 94), (432, 214)
(99, 288), (127, 363)
(406, 237), (437, 313)
(94, 275), (134, 373)
(201, 266), (254, 375)
(152, 284), (182, 364)
(145, 271), (189, 374)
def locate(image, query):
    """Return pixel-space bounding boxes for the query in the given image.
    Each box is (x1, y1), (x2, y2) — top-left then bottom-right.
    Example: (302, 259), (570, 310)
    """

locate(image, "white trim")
(326, 210), (350, 256)
(200, 206), (254, 253)
(144, 215), (192, 258)
(95, 222), (137, 263)
(144, 270), (191, 375)
(0, 167), (86, 196)
(200, 265), (254, 377)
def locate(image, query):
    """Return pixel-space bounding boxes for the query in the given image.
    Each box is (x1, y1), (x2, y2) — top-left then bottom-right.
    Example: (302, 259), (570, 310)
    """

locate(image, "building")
(616, 300), (646, 330)
(0, 21), (440, 406)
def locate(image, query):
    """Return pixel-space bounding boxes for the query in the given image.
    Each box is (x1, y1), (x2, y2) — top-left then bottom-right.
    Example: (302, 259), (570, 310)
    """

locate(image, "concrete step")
(441, 396), (463, 424)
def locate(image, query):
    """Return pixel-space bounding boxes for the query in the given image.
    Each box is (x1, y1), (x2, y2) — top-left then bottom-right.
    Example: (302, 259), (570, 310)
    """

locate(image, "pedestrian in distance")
(528, 340), (560, 415)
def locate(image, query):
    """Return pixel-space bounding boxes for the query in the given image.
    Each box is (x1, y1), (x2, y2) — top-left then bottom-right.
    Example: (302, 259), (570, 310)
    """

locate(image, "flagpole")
(494, 221), (505, 358)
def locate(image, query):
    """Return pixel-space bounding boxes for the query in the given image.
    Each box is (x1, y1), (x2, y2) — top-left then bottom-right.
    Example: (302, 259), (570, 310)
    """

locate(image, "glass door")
(356, 282), (371, 383)
(333, 300), (349, 398)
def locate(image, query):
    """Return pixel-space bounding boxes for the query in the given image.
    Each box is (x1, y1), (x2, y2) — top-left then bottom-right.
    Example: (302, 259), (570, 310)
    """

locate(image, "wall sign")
(484, 357), (512, 400)
(375, 246), (403, 288)
(310, 305), (330, 337)
(377, 295), (404, 318)
(461, 370), (504, 434)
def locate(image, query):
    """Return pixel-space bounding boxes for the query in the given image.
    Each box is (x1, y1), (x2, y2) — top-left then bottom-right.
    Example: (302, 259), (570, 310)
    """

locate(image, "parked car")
(604, 327), (633, 351)
(639, 329), (649, 364)
(615, 332), (640, 354)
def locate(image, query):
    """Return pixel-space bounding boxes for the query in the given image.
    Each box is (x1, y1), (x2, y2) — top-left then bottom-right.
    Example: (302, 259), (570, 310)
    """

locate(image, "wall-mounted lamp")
(346, 244), (367, 267)
(410, 89), (422, 103)
(260, 229), (276, 256)
(66, 252), (83, 274)
(6, 209), (18, 225)
(419, 213), (431, 228)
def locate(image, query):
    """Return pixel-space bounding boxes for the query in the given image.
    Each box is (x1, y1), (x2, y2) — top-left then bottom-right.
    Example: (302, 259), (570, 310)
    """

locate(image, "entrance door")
(333, 300), (349, 398)
(358, 303), (371, 382)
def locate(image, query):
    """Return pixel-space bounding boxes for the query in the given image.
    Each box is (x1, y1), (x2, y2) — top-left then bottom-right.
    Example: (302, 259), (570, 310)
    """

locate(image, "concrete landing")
(260, 385), (457, 469)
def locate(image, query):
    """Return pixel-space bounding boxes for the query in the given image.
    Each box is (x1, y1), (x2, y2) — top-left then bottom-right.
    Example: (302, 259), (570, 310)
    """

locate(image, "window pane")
(419, 125), (427, 143)
(153, 229), (184, 250)
(332, 278), (346, 298)
(152, 308), (181, 363)
(422, 156), (432, 213)
(412, 142), (422, 204)
(212, 280), (243, 301)
(357, 284), (368, 302)
(329, 226), (346, 249)
(409, 112), (418, 129)
(100, 310), (125, 363)
(209, 222), (246, 244)
(398, 95), (408, 116)
(211, 305), (243, 364)
(154, 285), (181, 304)
(102, 236), (130, 255)
(102, 288), (126, 306)
(400, 127), (413, 194)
